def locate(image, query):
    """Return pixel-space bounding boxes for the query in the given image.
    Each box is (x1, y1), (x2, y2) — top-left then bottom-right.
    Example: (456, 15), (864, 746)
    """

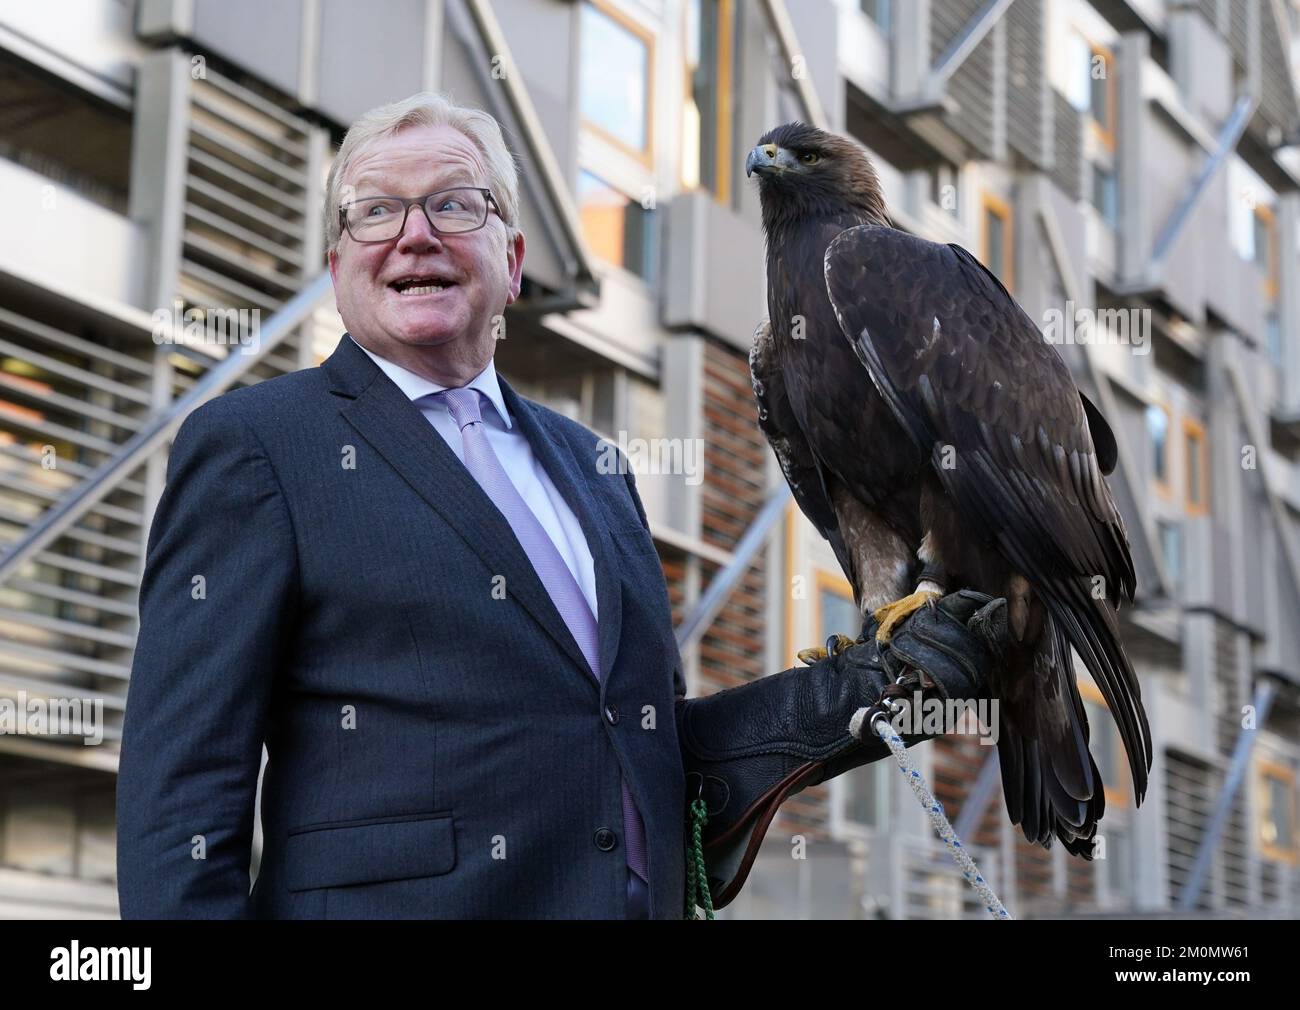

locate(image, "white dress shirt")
(357, 340), (599, 620)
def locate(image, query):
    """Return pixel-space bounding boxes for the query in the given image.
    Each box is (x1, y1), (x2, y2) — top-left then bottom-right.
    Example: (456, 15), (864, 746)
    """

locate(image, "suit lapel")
(498, 376), (624, 686)
(324, 334), (596, 690)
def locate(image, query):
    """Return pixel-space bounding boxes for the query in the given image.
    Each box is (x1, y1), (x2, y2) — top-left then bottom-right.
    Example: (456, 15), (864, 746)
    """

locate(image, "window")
(580, 1), (654, 162)
(817, 574), (860, 642)
(981, 192), (1013, 291)
(576, 170), (655, 279)
(1066, 33), (1115, 150)
(1253, 204), (1278, 300)
(1266, 310), (1282, 367)
(1089, 45), (1115, 149)
(860, 0), (892, 36)
(1080, 682), (1129, 807)
(1157, 519), (1181, 585)
(1258, 761), (1297, 864)
(819, 573), (888, 831)
(1183, 418), (1208, 516)
(1091, 163), (1118, 226)
(1101, 822), (1133, 897)
(1146, 403), (1170, 492)
(682, 0), (734, 201)
(930, 162), (959, 217)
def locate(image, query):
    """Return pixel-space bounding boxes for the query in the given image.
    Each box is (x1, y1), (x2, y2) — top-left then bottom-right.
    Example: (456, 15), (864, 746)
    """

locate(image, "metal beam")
(1150, 93), (1257, 277)
(758, 0), (829, 129)
(1036, 202), (1172, 597)
(1224, 358), (1300, 641)
(929, 0), (1015, 94)
(675, 485), (791, 652)
(0, 272), (335, 588)
(953, 750), (1002, 840)
(455, 0), (598, 295)
(1178, 678), (1277, 910)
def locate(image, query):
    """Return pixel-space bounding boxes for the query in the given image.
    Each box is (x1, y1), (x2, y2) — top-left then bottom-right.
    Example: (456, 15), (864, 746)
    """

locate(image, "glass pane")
(1146, 405), (1167, 481)
(1090, 53), (1110, 130)
(1086, 697), (1118, 792)
(1158, 520), (1181, 584)
(860, 0), (892, 36)
(1066, 34), (1091, 112)
(819, 585), (860, 641)
(1105, 824), (1130, 892)
(1267, 312), (1282, 365)
(1187, 431), (1202, 506)
(1266, 776), (1295, 849)
(577, 171), (653, 279)
(1092, 164), (1118, 224)
(846, 766), (882, 827)
(580, 3), (649, 153)
(984, 208), (1004, 278)
(688, 0), (720, 193)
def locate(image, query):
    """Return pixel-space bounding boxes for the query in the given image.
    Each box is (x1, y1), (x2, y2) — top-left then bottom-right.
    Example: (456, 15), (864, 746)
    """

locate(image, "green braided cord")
(684, 797), (716, 920)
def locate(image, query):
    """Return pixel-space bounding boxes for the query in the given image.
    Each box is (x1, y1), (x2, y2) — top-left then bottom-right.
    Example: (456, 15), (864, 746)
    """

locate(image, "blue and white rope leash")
(850, 694), (1013, 921)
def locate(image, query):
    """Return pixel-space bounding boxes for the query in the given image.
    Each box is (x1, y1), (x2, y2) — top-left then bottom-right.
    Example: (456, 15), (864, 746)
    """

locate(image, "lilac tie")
(433, 387), (649, 887)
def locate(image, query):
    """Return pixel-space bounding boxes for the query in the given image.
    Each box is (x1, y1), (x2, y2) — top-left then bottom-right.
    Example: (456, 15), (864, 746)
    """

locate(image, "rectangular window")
(1080, 681), (1129, 807)
(1146, 402), (1170, 492)
(1091, 162), (1118, 226)
(860, 0), (892, 36)
(580, 1), (654, 162)
(981, 192), (1013, 291)
(1157, 519), (1181, 585)
(1184, 418), (1208, 516)
(1254, 205), (1278, 300)
(1266, 310), (1282, 366)
(819, 573), (888, 833)
(1259, 761), (1297, 864)
(818, 578), (860, 642)
(1089, 44), (1115, 149)
(681, 0), (734, 201)
(577, 170), (654, 280)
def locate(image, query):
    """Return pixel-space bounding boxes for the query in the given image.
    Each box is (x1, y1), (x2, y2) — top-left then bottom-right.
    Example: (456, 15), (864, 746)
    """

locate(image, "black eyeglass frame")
(338, 186), (501, 243)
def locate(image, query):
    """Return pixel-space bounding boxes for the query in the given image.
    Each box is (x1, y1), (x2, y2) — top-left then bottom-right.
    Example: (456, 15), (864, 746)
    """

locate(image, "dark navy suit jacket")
(116, 332), (688, 918)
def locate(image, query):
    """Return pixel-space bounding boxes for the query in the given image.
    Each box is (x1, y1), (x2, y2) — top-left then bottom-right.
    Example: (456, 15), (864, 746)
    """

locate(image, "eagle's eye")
(800, 151), (821, 165)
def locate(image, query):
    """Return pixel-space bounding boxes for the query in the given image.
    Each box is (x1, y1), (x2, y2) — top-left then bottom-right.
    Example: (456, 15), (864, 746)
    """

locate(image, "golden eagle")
(745, 122), (1152, 856)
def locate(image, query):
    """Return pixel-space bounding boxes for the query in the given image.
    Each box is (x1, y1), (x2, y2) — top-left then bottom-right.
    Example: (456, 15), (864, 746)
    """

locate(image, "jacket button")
(605, 704), (619, 725)
(594, 827), (618, 852)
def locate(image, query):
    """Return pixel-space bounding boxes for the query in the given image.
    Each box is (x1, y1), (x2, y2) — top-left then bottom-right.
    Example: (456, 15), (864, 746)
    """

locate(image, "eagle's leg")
(873, 531), (946, 643)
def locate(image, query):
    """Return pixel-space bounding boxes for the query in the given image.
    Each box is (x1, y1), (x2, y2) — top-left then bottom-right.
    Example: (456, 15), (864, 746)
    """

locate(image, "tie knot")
(437, 387), (484, 430)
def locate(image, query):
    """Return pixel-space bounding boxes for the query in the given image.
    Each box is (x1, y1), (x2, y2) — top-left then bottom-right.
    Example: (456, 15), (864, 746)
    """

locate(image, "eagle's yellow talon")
(797, 633), (859, 665)
(873, 590), (942, 643)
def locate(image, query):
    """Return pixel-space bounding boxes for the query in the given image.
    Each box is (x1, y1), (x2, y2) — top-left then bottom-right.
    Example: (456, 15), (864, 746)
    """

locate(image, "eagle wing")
(822, 224), (1152, 803)
(749, 320), (855, 587)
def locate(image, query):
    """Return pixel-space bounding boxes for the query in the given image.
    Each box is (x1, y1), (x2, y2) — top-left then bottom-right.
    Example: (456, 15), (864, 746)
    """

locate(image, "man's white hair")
(324, 91), (521, 252)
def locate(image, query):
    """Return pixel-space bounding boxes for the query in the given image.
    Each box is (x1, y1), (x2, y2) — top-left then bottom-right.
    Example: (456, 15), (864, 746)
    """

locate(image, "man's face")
(328, 123), (525, 379)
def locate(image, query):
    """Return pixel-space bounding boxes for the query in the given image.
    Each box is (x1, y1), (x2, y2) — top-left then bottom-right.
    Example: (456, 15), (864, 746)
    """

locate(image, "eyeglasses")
(339, 186), (499, 243)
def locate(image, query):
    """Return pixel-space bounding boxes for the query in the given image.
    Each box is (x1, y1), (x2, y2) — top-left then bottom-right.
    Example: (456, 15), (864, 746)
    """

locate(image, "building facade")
(0, 0), (1297, 918)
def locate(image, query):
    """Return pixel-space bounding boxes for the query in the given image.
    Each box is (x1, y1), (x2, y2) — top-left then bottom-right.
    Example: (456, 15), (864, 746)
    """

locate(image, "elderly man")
(115, 93), (1004, 920)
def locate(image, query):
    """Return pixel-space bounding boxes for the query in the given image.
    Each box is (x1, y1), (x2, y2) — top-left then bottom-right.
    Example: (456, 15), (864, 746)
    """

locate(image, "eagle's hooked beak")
(745, 143), (797, 178)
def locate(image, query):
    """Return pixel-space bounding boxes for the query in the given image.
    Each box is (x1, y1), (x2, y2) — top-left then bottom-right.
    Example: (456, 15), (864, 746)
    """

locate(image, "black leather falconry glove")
(677, 589), (1007, 909)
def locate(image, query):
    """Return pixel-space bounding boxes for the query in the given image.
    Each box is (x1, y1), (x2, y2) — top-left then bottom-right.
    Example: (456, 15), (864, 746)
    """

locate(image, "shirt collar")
(355, 337), (513, 430)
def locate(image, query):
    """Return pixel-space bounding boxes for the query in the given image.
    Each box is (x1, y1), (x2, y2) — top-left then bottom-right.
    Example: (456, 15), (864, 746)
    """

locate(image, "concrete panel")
(662, 191), (766, 353)
(192, 0), (303, 100)
(316, 0), (426, 126)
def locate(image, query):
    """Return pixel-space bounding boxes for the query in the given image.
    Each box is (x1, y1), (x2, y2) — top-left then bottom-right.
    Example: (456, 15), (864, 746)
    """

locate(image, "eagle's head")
(745, 122), (890, 235)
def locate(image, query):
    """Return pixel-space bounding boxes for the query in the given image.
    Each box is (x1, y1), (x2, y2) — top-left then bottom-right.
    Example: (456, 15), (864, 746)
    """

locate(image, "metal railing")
(0, 272), (334, 587)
